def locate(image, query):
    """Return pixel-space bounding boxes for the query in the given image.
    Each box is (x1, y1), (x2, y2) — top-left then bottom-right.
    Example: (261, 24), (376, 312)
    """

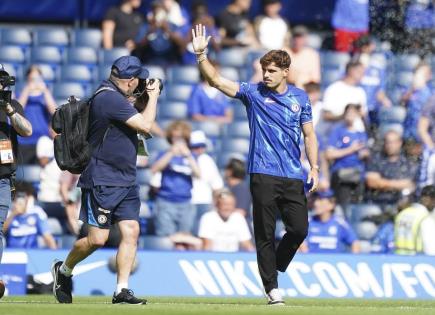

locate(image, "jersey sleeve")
(102, 93), (138, 123)
(235, 82), (253, 107)
(104, 7), (118, 21)
(37, 216), (51, 235)
(300, 94), (313, 125)
(339, 220), (358, 246)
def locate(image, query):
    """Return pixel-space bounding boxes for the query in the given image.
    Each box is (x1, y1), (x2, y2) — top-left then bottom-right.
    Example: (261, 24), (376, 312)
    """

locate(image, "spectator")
(285, 26), (321, 88)
(370, 211), (395, 254)
(394, 185), (435, 255)
(418, 95), (435, 188)
(60, 171), (81, 236)
(304, 82), (325, 135)
(216, 0), (258, 48)
(161, 0), (190, 32)
(17, 66), (56, 164)
(189, 130), (224, 234)
(331, 0), (369, 52)
(299, 189), (360, 253)
(325, 104), (369, 208)
(102, 0), (144, 51)
(134, 0), (185, 65)
(224, 158), (252, 216)
(3, 183), (56, 249)
(366, 130), (418, 210)
(404, 0), (434, 54)
(403, 62), (432, 141)
(254, 0), (289, 50)
(187, 61), (233, 124)
(323, 61), (367, 132)
(151, 121), (200, 236)
(198, 189), (254, 252)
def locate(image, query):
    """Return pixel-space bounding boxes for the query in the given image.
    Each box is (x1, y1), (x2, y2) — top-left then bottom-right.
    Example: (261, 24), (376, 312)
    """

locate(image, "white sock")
(116, 283), (128, 295)
(59, 263), (73, 277)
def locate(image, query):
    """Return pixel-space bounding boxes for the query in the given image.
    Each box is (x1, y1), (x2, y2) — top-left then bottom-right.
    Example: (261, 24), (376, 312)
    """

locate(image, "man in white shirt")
(323, 61), (367, 131)
(198, 189), (254, 252)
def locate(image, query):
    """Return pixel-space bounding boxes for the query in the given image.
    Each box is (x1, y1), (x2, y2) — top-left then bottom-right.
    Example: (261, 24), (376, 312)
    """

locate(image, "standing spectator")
(286, 26), (321, 88)
(17, 66), (56, 164)
(161, 0), (190, 32)
(254, 0), (289, 50)
(322, 61), (367, 132)
(332, 0), (369, 52)
(418, 95), (435, 188)
(198, 189), (254, 252)
(216, 0), (258, 48)
(224, 158), (252, 217)
(151, 121), (200, 236)
(366, 130), (418, 210)
(102, 0), (144, 51)
(394, 185), (435, 255)
(188, 61), (233, 124)
(325, 104), (369, 208)
(3, 183), (57, 249)
(300, 189), (360, 253)
(189, 130), (224, 234)
(403, 62), (432, 141)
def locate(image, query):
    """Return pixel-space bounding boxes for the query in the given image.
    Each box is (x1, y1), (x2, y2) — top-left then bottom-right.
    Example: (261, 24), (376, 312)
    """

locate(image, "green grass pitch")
(0, 296), (434, 315)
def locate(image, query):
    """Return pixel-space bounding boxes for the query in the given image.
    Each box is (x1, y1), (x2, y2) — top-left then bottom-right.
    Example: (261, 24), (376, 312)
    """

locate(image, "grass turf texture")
(0, 296), (434, 315)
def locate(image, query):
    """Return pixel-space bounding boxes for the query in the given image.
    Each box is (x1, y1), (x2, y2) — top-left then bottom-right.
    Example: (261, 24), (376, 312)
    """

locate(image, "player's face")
(262, 63), (288, 89)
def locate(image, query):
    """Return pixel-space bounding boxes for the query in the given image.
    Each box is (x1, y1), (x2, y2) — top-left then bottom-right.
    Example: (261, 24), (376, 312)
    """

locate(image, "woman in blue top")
(18, 65), (56, 164)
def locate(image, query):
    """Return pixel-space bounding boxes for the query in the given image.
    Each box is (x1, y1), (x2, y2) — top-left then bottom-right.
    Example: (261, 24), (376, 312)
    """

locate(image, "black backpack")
(51, 87), (114, 174)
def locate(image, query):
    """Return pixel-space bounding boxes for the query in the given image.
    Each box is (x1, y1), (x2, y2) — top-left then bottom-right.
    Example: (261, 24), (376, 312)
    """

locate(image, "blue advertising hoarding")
(3, 249), (435, 299)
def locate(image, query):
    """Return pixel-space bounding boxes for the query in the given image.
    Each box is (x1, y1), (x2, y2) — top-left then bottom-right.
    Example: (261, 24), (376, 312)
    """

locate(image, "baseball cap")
(314, 189), (335, 199)
(111, 56), (149, 79)
(190, 130), (207, 148)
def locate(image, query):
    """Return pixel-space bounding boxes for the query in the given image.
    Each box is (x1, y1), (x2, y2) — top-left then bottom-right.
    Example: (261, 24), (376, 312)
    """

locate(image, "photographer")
(0, 65), (32, 264)
(51, 56), (161, 305)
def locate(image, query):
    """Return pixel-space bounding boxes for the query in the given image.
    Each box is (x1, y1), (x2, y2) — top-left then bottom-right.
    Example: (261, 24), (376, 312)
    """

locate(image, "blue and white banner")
(3, 250), (435, 299)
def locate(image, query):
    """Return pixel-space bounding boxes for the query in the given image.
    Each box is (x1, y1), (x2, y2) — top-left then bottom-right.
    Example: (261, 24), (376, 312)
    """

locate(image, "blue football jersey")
(235, 82), (312, 179)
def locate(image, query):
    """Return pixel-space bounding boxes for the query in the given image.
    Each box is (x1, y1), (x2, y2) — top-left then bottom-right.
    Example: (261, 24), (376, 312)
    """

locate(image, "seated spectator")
(332, 0), (369, 52)
(394, 185), (435, 255)
(17, 65), (56, 164)
(418, 95), (435, 188)
(254, 0), (289, 50)
(187, 61), (233, 124)
(216, 0), (258, 48)
(198, 189), (254, 252)
(224, 158), (252, 217)
(300, 189), (360, 253)
(370, 211), (395, 254)
(189, 130), (224, 234)
(3, 183), (56, 249)
(102, 0), (144, 51)
(325, 104), (369, 208)
(151, 120), (200, 236)
(366, 130), (418, 210)
(285, 26), (321, 88)
(403, 62), (432, 141)
(323, 61), (367, 132)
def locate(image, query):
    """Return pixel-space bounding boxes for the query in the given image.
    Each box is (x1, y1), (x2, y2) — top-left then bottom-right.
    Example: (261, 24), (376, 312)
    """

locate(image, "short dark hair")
(303, 81), (320, 94)
(225, 158), (246, 180)
(421, 185), (435, 199)
(260, 50), (291, 69)
(345, 61), (363, 75)
(344, 103), (362, 113)
(15, 182), (35, 197)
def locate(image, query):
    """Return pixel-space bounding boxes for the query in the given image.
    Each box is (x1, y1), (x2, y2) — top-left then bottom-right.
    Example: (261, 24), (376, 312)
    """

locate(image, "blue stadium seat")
(217, 151), (246, 169)
(34, 63), (58, 83)
(322, 69), (342, 86)
(158, 102), (187, 120)
(0, 45), (26, 64)
(15, 165), (41, 183)
(139, 185), (150, 202)
(191, 121), (222, 138)
(145, 65), (166, 81)
(31, 46), (63, 65)
(220, 67), (240, 81)
(60, 64), (94, 83)
(224, 121), (250, 139)
(388, 88), (405, 105)
(34, 28), (69, 48)
(395, 54), (421, 71)
(232, 101), (247, 120)
(99, 48), (130, 65)
(137, 168), (152, 185)
(66, 47), (98, 66)
(138, 236), (174, 250)
(1, 28), (32, 48)
(146, 137), (170, 153)
(369, 53), (388, 70)
(321, 51), (350, 70)
(395, 71), (414, 88)
(221, 138), (250, 155)
(72, 28), (102, 49)
(346, 203), (382, 224)
(1, 63), (23, 81)
(217, 48), (247, 68)
(98, 64), (112, 81)
(355, 221), (379, 240)
(47, 217), (63, 235)
(307, 33), (322, 50)
(53, 82), (86, 99)
(378, 123), (404, 139)
(165, 84), (193, 102)
(359, 240), (372, 253)
(167, 66), (199, 84)
(378, 106), (407, 124)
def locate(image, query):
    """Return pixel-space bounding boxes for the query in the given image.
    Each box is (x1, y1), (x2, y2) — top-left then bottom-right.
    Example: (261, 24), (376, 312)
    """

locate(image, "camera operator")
(51, 55), (162, 305)
(0, 65), (32, 264)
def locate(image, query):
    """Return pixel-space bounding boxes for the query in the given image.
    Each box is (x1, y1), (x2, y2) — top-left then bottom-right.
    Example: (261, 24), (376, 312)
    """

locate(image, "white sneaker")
(266, 288), (285, 305)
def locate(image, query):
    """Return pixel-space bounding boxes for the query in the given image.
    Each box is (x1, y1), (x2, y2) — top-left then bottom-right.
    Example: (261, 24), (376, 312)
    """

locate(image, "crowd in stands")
(0, 0), (434, 256)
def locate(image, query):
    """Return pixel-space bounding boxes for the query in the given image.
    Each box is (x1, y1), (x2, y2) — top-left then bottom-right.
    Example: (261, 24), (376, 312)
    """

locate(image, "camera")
(0, 67), (15, 108)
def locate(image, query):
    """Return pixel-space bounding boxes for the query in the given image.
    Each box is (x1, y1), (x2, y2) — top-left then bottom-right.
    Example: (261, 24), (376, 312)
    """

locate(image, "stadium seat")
(346, 203), (382, 225)
(60, 235), (77, 249)
(72, 28), (102, 49)
(66, 47), (98, 66)
(138, 236), (174, 250)
(355, 221), (379, 240)
(31, 46), (63, 65)
(165, 84), (193, 102)
(1, 63), (23, 81)
(53, 82), (86, 99)
(137, 168), (152, 185)
(0, 45), (26, 64)
(306, 33), (323, 50)
(47, 217), (63, 235)
(158, 102), (187, 120)
(395, 54), (421, 71)
(322, 69), (342, 86)
(99, 48), (130, 65)
(217, 151), (246, 169)
(394, 71), (414, 88)
(167, 66), (199, 84)
(359, 240), (372, 253)
(378, 123), (404, 139)
(15, 165), (41, 183)
(221, 138), (250, 155)
(224, 121), (250, 139)
(145, 65), (166, 81)
(321, 51), (350, 70)
(34, 28), (69, 48)
(388, 88), (405, 105)
(98, 64), (112, 81)
(232, 101), (247, 120)
(34, 63), (58, 83)
(0, 28), (32, 48)
(191, 121), (222, 138)
(369, 53), (388, 70)
(378, 106), (407, 124)
(146, 137), (170, 153)
(220, 67), (240, 82)
(60, 64), (95, 83)
(217, 48), (247, 68)
(139, 185), (150, 201)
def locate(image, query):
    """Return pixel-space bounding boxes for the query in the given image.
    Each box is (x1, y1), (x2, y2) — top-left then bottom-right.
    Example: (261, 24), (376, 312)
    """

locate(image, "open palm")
(191, 24), (211, 54)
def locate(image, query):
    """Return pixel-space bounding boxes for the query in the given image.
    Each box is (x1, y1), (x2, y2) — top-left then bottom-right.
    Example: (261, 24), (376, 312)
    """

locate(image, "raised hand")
(191, 24), (211, 54)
